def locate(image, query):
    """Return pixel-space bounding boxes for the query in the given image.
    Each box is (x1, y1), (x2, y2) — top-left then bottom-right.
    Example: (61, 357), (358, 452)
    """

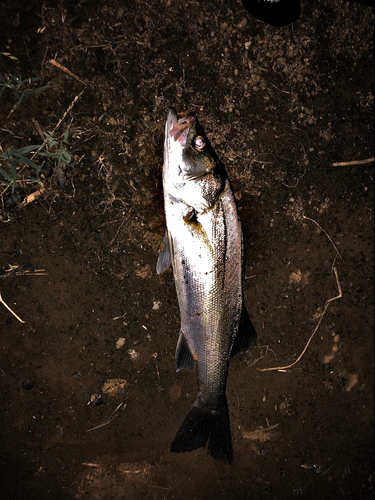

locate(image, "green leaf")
(12, 155), (40, 170)
(37, 151), (58, 158)
(61, 148), (71, 164)
(0, 145), (42, 162)
(12, 144), (42, 155)
(0, 166), (11, 182)
(63, 127), (69, 142)
(43, 132), (58, 148)
(12, 94), (25, 111)
(26, 84), (50, 95)
(0, 85), (8, 96)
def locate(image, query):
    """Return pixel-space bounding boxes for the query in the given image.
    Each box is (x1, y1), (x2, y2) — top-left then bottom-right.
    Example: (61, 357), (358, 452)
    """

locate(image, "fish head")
(164, 108), (219, 182)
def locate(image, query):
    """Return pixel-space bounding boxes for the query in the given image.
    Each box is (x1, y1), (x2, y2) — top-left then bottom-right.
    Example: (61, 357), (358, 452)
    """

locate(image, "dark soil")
(0, 1), (373, 499)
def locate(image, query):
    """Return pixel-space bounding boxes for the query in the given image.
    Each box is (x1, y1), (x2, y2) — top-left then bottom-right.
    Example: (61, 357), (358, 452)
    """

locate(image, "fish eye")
(193, 136), (205, 151)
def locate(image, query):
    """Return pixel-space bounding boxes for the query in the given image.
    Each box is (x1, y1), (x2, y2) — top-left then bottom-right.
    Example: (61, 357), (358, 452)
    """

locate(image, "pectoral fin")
(156, 230), (172, 275)
(175, 330), (196, 372)
(230, 303), (258, 358)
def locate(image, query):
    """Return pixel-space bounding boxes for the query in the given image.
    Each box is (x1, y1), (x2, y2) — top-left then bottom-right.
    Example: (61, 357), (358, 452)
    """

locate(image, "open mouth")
(167, 108), (196, 146)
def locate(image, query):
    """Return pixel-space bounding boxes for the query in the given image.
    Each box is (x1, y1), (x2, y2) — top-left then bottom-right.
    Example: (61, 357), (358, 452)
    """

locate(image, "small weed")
(0, 72), (50, 115)
(0, 127), (71, 194)
(0, 145), (43, 193)
(39, 127), (71, 167)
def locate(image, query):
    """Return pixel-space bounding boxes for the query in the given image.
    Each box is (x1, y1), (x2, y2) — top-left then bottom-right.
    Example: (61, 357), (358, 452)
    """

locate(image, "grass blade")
(9, 145), (42, 155)
(0, 166), (12, 182)
(63, 127), (69, 142)
(26, 84), (50, 94)
(12, 94), (25, 112)
(12, 155), (40, 170)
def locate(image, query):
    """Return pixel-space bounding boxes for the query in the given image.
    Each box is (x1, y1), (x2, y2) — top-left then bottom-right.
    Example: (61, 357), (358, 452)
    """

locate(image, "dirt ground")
(0, 0), (373, 499)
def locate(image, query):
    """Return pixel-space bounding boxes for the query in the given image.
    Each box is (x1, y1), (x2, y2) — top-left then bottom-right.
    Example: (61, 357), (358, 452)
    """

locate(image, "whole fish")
(157, 108), (257, 463)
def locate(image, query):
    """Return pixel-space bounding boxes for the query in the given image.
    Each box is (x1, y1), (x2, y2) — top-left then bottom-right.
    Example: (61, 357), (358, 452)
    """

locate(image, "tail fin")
(170, 398), (233, 464)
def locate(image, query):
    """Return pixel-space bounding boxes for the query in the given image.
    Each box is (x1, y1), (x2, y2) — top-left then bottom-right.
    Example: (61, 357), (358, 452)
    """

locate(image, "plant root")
(258, 267), (342, 372)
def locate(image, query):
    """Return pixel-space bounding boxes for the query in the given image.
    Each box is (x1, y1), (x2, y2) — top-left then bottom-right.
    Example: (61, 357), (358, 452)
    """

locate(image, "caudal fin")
(170, 399), (233, 464)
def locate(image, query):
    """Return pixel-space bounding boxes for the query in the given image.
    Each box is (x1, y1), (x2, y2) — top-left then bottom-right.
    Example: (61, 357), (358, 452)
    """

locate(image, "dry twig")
(48, 59), (87, 85)
(242, 423), (280, 439)
(259, 267), (342, 372)
(0, 292), (25, 323)
(0, 265), (47, 277)
(19, 187), (46, 208)
(86, 402), (125, 432)
(32, 119), (45, 142)
(332, 157), (374, 167)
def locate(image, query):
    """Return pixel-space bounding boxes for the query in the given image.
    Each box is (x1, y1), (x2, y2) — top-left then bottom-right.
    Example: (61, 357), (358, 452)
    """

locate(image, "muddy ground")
(0, 0), (374, 499)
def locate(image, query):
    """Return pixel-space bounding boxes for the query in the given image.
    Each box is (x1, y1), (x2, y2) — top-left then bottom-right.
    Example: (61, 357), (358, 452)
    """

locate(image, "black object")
(4, 191), (24, 209)
(41, 160), (54, 178)
(241, 0), (301, 27)
(55, 164), (66, 190)
(242, 0), (374, 27)
(23, 380), (35, 390)
(23, 262), (35, 272)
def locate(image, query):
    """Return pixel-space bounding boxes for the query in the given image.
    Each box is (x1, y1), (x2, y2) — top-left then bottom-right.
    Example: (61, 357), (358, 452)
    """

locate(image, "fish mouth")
(166, 108), (196, 147)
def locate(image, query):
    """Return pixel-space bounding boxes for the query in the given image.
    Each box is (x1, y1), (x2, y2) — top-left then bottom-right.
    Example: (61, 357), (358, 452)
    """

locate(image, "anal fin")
(175, 330), (196, 372)
(230, 303), (258, 358)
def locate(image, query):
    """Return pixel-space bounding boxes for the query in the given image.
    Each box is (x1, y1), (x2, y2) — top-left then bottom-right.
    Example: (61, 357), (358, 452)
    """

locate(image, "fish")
(157, 108), (257, 463)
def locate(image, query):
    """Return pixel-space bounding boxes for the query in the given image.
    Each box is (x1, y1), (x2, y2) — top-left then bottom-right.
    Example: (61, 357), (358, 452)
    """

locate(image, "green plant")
(0, 127), (71, 193)
(0, 145), (43, 193)
(38, 127), (71, 167)
(0, 73), (50, 114)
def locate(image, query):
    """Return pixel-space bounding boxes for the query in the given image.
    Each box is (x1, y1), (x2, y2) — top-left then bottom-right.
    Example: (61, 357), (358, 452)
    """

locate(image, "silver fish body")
(157, 108), (257, 463)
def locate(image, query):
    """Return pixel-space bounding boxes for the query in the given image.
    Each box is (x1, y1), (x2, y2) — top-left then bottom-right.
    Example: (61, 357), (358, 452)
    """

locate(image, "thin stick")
(332, 157), (374, 167)
(32, 119), (46, 142)
(242, 423), (280, 439)
(0, 267), (47, 277)
(20, 271), (47, 276)
(48, 90), (85, 142)
(302, 215), (342, 260)
(0, 292), (25, 323)
(48, 59), (87, 85)
(258, 267), (342, 372)
(86, 402), (124, 432)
